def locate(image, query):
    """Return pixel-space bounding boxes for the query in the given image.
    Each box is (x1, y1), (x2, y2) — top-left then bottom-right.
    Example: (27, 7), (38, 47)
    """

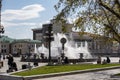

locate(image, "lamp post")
(0, 0), (4, 61)
(0, 0), (4, 37)
(43, 23), (54, 65)
(27, 44), (31, 69)
(60, 38), (67, 59)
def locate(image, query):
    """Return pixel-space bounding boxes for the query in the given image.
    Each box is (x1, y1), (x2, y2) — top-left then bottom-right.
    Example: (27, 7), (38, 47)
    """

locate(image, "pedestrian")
(57, 57), (62, 64)
(11, 62), (18, 71)
(7, 54), (14, 68)
(40, 53), (44, 60)
(97, 56), (101, 64)
(34, 62), (38, 66)
(0, 54), (1, 61)
(27, 62), (32, 70)
(106, 57), (110, 63)
(64, 57), (69, 64)
(119, 57), (120, 63)
(102, 59), (107, 64)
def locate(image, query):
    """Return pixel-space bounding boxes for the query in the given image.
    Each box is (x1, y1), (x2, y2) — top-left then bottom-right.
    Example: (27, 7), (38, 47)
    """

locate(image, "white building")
(32, 20), (120, 56)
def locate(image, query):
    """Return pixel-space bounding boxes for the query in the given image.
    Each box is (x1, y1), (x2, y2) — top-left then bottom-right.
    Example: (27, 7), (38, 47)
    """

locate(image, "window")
(1, 45), (3, 48)
(1, 45), (6, 48)
(1, 49), (6, 53)
(20, 44), (22, 47)
(1, 49), (3, 53)
(82, 41), (85, 47)
(4, 45), (6, 48)
(4, 49), (6, 53)
(31, 45), (34, 47)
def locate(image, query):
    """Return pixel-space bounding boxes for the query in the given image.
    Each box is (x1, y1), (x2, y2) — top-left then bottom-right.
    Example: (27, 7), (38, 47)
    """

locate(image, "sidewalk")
(1, 57), (120, 80)
(0, 57), (47, 74)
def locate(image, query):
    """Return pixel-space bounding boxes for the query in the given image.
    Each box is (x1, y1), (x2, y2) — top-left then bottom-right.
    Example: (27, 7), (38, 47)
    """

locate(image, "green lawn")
(12, 63), (120, 76)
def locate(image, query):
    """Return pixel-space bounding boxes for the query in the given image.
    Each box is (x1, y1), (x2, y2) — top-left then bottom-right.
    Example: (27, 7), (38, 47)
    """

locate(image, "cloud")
(2, 4), (45, 21)
(3, 22), (42, 28)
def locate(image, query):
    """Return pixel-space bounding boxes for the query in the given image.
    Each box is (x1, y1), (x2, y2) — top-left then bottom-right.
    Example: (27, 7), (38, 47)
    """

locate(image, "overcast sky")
(1, 0), (58, 39)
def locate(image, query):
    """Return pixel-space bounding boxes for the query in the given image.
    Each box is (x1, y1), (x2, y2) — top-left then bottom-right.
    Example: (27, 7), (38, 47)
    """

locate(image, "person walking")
(106, 57), (111, 63)
(7, 54), (14, 68)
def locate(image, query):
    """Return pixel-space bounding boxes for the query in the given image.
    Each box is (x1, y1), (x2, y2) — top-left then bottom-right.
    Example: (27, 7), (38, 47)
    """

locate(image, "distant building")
(51, 19), (73, 34)
(32, 19), (73, 41)
(0, 36), (41, 55)
(70, 32), (115, 55)
(32, 28), (43, 43)
(32, 21), (120, 56)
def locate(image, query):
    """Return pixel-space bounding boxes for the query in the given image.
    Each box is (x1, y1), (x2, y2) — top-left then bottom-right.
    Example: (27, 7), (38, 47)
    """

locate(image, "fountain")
(38, 33), (93, 60)
(34, 44), (38, 54)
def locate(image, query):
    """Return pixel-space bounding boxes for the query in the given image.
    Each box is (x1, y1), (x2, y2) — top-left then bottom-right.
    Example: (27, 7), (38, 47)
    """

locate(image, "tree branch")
(104, 24), (120, 43)
(115, 0), (120, 8)
(99, 0), (120, 20)
(115, 0), (120, 13)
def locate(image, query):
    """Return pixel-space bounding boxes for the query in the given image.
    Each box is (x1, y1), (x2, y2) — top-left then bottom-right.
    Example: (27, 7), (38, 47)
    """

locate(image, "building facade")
(32, 27), (120, 56)
(32, 28), (43, 41)
(32, 20), (120, 56)
(0, 36), (41, 55)
(71, 32), (120, 55)
(32, 20), (73, 41)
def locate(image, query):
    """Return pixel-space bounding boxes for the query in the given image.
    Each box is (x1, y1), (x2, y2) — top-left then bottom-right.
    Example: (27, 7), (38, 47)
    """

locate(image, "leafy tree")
(54, 0), (120, 42)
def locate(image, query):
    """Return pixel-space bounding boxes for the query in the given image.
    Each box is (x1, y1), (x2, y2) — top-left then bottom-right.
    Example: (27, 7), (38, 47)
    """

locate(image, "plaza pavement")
(0, 57), (47, 74)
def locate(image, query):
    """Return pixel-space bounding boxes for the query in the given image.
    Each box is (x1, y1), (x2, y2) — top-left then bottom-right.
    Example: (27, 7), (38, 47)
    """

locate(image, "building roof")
(71, 32), (93, 40)
(0, 36), (14, 43)
(0, 36), (41, 44)
(32, 28), (42, 31)
(12, 39), (41, 44)
(71, 31), (109, 41)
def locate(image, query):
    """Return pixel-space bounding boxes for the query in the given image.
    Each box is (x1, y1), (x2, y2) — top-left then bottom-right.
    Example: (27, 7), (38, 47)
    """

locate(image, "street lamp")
(0, 25), (4, 37)
(60, 38), (67, 59)
(0, 0), (4, 61)
(43, 23), (54, 65)
(0, 0), (4, 37)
